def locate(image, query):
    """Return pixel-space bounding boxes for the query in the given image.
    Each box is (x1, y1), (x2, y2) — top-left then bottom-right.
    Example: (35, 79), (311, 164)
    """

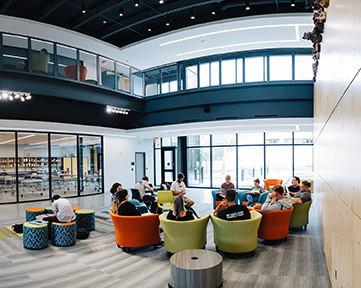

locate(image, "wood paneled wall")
(314, 0), (361, 287)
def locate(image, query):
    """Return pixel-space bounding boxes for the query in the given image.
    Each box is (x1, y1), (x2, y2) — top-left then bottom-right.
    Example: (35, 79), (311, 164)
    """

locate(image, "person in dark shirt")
(112, 188), (141, 216)
(213, 189), (251, 221)
(167, 195), (194, 221)
(291, 181), (312, 204)
(288, 176), (300, 196)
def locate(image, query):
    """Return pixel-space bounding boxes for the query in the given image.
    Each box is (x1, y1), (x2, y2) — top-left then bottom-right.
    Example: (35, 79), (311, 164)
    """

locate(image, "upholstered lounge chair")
(289, 200), (312, 230)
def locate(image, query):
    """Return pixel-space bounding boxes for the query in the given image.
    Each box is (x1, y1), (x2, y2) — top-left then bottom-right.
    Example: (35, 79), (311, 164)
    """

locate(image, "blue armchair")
(258, 191), (269, 204)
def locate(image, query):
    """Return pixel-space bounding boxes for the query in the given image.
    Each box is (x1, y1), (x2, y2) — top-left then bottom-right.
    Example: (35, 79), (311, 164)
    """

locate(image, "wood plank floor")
(0, 191), (331, 288)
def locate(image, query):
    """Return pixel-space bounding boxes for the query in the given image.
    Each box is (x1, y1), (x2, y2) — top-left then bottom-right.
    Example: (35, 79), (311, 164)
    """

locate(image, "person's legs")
(183, 196), (194, 207)
(246, 194), (254, 206)
(43, 216), (60, 239)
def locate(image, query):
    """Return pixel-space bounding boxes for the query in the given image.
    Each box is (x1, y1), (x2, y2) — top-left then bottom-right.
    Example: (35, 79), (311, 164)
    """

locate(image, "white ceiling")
(119, 13), (314, 70)
(0, 118), (313, 140)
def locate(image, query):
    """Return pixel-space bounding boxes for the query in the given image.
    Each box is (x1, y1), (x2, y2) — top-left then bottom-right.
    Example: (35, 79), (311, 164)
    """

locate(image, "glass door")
(161, 147), (176, 184)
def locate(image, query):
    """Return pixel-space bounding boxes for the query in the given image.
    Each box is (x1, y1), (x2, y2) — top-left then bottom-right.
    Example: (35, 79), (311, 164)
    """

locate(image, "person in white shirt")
(254, 185), (292, 211)
(171, 172), (194, 207)
(134, 176), (156, 205)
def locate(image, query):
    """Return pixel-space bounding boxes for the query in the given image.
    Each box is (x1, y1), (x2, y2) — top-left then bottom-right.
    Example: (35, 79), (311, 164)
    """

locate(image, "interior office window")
(187, 135), (210, 147)
(238, 146), (264, 187)
(294, 146), (313, 177)
(161, 65), (178, 94)
(265, 146), (292, 180)
(269, 55), (292, 81)
(131, 68), (144, 97)
(221, 59), (236, 85)
(79, 136), (102, 195)
(185, 64), (198, 90)
(30, 38), (54, 75)
(187, 148), (210, 187)
(245, 56), (264, 83)
(2, 34), (28, 71)
(236, 58), (243, 83)
(295, 55), (314, 80)
(99, 57), (115, 90)
(199, 62), (210, 88)
(145, 69), (160, 96)
(210, 61), (220, 86)
(294, 132), (313, 144)
(79, 50), (97, 84)
(212, 133), (236, 146)
(0, 132), (16, 203)
(162, 137), (177, 147)
(265, 132), (293, 144)
(50, 134), (78, 197)
(212, 147), (236, 187)
(57, 44), (77, 79)
(17, 133), (49, 202)
(238, 133), (264, 145)
(116, 62), (131, 93)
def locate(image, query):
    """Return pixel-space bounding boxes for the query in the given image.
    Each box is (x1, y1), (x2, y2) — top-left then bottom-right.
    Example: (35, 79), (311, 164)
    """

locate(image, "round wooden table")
(169, 249), (223, 288)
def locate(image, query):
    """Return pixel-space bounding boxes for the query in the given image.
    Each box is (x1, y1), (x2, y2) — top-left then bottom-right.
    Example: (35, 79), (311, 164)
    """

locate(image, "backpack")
(12, 224), (23, 233)
(77, 228), (90, 239)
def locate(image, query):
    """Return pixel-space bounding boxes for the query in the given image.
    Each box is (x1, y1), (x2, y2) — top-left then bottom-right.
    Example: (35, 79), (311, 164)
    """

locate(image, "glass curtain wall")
(155, 132), (313, 189)
(0, 132), (16, 203)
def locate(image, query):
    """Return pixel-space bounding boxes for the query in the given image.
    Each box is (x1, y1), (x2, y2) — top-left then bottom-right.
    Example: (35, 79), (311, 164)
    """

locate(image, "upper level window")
(2, 34), (28, 72)
(200, 62), (210, 88)
(269, 55), (292, 81)
(145, 69), (160, 96)
(186, 64), (198, 90)
(80, 50), (97, 84)
(221, 59), (236, 85)
(116, 62), (131, 93)
(236, 58), (243, 83)
(295, 55), (313, 80)
(245, 56), (264, 83)
(57, 44), (77, 79)
(161, 65), (177, 94)
(31, 39), (54, 75)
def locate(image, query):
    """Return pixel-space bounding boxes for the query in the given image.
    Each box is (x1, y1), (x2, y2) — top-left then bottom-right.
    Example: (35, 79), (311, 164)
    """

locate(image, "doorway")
(161, 147), (176, 183)
(135, 152), (146, 182)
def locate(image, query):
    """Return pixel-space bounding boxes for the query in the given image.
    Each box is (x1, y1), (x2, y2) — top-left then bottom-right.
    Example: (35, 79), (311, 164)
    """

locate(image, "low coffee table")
(169, 249), (223, 288)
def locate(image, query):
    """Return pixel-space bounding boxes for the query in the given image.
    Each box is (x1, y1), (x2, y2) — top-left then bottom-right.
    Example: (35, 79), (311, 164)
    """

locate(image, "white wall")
(103, 136), (154, 193)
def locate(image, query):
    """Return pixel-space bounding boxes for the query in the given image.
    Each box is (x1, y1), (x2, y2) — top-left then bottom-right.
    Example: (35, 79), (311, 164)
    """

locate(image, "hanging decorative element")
(302, 0), (329, 82)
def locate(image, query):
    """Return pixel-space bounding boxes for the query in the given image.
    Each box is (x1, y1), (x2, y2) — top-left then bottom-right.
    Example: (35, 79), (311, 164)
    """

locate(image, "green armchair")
(159, 213), (209, 255)
(289, 200), (312, 230)
(210, 210), (262, 254)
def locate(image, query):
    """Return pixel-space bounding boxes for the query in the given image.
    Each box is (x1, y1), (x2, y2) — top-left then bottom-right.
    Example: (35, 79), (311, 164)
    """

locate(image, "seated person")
(167, 195), (195, 221)
(134, 176), (156, 205)
(110, 182), (122, 205)
(110, 188), (141, 216)
(291, 180), (312, 204)
(258, 185), (292, 211)
(288, 176), (300, 196)
(213, 189), (251, 221)
(216, 174), (235, 201)
(43, 194), (76, 238)
(171, 172), (194, 207)
(246, 178), (265, 206)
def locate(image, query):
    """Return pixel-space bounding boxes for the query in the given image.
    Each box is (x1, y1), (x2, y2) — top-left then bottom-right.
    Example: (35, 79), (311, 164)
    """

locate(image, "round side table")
(169, 249), (223, 288)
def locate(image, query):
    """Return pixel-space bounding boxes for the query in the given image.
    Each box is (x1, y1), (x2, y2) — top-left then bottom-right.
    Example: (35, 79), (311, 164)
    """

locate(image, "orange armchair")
(263, 179), (283, 192)
(253, 207), (293, 240)
(64, 65), (88, 81)
(110, 212), (160, 252)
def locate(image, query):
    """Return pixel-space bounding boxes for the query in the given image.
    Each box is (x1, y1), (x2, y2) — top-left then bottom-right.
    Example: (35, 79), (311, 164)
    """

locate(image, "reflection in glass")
(265, 132), (293, 144)
(100, 57), (115, 89)
(295, 55), (314, 80)
(212, 147), (236, 187)
(79, 136), (102, 195)
(269, 55), (292, 81)
(294, 146), (313, 177)
(221, 59), (236, 85)
(294, 132), (313, 144)
(80, 50), (97, 84)
(245, 56), (264, 82)
(18, 133), (49, 202)
(145, 69), (160, 96)
(187, 148), (210, 186)
(31, 39), (54, 75)
(57, 44), (77, 79)
(238, 133), (264, 145)
(266, 146), (292, 180)
(186, 65), (198, 89)
(0, 132), (16, 203)
(238, 146), (264, 187)
(187, 135), (210, 147)
(116, 62), (131, 93)
(51, 135), (78, 197)
(212, 134), (236, 146)
(2, 34), (28, 71)
(161, 65), (178, 94)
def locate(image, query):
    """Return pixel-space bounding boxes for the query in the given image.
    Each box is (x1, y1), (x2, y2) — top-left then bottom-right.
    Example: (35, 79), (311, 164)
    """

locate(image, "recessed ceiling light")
(81, 4), (86, 14)
(291, 0), (296, 7)
(119, 8), (124, 16)
(159, 0), (164, 3)
(103, 20), (107, 24)
(245, 1), (251, 10)
(166, 18), (170, 26)
(148, 24), (152, 32)
(190, 9), (195, 20)
(134, 0), (139, 7)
